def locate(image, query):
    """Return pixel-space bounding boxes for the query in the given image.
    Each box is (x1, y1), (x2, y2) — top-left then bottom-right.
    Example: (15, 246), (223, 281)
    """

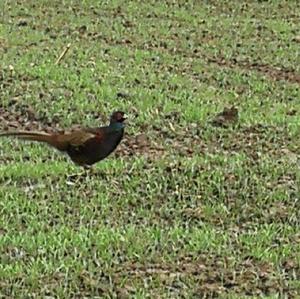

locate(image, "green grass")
(0, 0), (299, 297)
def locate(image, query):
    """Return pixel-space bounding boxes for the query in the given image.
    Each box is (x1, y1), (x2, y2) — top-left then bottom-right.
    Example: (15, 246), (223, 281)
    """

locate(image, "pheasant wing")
(68, 129), (99, 147)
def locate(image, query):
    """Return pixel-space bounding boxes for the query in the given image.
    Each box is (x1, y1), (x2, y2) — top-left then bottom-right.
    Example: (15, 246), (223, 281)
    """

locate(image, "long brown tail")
(0, 131), (61, 149)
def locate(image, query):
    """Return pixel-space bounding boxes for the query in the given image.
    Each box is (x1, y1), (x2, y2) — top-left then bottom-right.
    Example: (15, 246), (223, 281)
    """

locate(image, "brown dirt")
(206, 56), (300, 84)
(81, 29), (300, 85)
(0, 102), (60, 133)
(113, 254), (295, 298)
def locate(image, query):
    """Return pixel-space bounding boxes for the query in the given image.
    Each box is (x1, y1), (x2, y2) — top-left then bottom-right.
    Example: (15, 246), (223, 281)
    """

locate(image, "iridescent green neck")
(109, 122), (124, 131)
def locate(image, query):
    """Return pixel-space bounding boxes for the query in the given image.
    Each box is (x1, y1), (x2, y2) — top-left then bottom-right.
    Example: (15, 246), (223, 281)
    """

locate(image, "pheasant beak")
(122, 114), (128, 121)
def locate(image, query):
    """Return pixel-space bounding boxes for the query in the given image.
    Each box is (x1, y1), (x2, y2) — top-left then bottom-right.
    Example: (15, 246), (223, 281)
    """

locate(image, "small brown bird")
(211, 106), (238, 128)
(0, 111), (126, 167)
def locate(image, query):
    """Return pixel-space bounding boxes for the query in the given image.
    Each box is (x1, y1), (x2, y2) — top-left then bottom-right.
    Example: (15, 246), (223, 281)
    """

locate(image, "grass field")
(0, 1), (300, 298)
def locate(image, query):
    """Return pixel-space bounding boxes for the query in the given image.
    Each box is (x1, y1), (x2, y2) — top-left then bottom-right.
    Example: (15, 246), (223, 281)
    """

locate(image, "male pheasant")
(0, 111), (126, 167)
